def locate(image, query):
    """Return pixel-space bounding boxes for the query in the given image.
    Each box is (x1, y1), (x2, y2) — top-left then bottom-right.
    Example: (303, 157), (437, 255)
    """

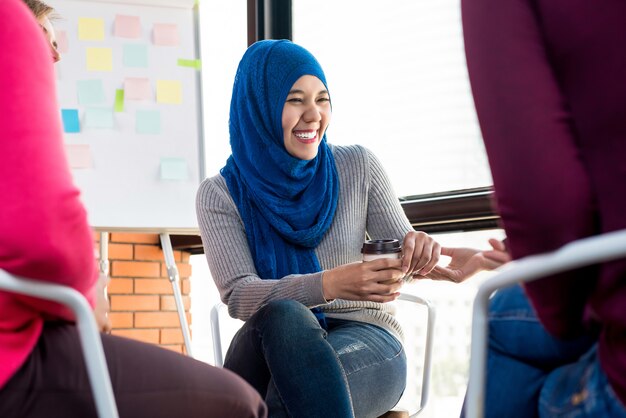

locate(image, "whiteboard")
(50, 0), (204, 233)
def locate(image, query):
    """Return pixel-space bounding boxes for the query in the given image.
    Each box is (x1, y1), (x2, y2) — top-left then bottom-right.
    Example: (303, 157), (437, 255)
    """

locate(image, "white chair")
(465, 228), (626, 418)
(0, 269), (119, 418)
(210, 293), (435, 417)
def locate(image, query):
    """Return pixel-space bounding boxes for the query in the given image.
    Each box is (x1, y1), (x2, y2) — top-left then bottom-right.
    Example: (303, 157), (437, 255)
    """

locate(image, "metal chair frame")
(0, 269), (119, 418)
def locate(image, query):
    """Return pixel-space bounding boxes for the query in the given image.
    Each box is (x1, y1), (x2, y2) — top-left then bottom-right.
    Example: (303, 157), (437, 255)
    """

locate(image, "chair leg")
(377, 410), (410, 418)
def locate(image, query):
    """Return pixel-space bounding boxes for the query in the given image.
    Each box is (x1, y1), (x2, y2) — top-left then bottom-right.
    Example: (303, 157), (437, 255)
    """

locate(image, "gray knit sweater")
(196, 144), (413, 340)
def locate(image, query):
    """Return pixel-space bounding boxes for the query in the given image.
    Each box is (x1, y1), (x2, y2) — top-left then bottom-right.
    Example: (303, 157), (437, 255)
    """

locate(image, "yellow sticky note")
(78, 17), (105, 41)
(156, 80), (182, 104)
(86, 47), (113, 71)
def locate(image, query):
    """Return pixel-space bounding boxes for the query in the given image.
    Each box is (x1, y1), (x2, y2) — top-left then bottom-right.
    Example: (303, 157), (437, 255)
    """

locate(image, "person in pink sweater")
(0, 1), (267, 417)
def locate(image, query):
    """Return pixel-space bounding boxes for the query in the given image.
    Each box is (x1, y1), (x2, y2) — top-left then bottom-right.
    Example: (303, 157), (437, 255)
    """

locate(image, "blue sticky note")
(123, 44), (148, 68)
(85, 108), (114, 128)
(77, 80), (105, 105)
(136, 110), (161, 134)
(61, 109), (80, 133)
(160, 158), (188, 180)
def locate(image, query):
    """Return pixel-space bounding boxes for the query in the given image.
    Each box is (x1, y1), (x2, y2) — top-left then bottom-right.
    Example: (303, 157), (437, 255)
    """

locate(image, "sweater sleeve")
(0, 0), (97, 318)
(196, 177), (328, 320)
(362, 146), (414, 240)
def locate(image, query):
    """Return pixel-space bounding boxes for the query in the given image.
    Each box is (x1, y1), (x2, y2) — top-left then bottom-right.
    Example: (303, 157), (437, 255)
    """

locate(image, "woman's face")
(37, 15), (60, 63)
(281, 75), (331, 160)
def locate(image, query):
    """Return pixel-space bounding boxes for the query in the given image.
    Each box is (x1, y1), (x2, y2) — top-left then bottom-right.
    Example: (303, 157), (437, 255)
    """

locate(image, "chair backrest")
(210, 293), (435, 417)
(465, 228), (626, 418)
(0, 269), (119, 418)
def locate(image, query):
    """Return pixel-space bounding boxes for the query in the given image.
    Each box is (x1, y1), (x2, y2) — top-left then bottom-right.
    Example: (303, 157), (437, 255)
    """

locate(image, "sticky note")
(123, 44), (148, 68)
(114, 15), (141, 39)
(56, 30), (69, 54)
(77, 79), (105, 104)
(160, 158), (188, 180)
(156, 80), (182, 104)
(136, 110), (161, 134)
(61, 109), (80, 133)
(177, 58), (201, 69)
(86, 47), (113, 71)
(65, 144), (92, 169)
(78, 17), (105, 41)
(114, 89), (124, 112)
(153, 23), (179, 46)
(85, 108), (114, 129)
(125, 77), (151, 100)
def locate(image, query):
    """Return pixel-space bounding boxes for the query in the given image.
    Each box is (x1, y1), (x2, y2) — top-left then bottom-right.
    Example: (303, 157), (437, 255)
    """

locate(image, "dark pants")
(0, 322), (267, 418)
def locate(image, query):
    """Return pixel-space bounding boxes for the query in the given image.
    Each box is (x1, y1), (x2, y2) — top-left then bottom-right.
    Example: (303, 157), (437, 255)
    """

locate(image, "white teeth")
(294, 131), (316, 139)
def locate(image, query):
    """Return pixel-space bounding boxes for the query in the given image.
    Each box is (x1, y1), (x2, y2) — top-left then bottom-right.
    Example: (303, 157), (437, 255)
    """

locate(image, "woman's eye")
(317, 97), (330, 103)
(287, 98), (303, 103)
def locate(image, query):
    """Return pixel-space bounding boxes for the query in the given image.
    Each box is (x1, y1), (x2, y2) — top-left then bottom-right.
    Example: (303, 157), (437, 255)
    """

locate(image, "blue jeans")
(224, 300), (406, 418)
(462, 284), (626, 418)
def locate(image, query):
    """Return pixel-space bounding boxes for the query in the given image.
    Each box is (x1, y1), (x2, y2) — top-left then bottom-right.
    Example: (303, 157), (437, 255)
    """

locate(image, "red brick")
(112, 329), (159, 344)
(160, 328), (185, 344)
(111, 261), (160, 278)
(134, 245), (164, 261)
(181, 278), (191, 295)
(108, 312), (133, 328)
(160, 295), (190, 311)
(108, 243), (133, 260)
(110, 295), (159, 311)
(110, 233), (160, 244)
(135, 312), (181, 328)
(160, 262), (192, 279)
(107, 278), (133, 294)
(134, 278), (174, 294)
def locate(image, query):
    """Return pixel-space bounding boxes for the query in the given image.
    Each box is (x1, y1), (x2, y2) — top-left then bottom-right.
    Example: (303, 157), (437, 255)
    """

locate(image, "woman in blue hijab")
(197, 39), (509, 417)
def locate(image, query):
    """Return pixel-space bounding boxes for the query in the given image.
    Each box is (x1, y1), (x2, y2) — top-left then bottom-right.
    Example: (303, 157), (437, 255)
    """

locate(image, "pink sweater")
(0, 0), (97, 389)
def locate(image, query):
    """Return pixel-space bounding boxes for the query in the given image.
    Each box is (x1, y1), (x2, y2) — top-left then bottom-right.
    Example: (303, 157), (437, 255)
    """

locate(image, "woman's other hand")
(424, 238), (511, 283)
(322, 258), (405, 303)
(401, 231), (441, 276)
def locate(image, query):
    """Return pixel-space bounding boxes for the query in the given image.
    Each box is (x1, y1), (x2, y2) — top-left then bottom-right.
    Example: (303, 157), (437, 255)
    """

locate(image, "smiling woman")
(195, 39), (507, 418)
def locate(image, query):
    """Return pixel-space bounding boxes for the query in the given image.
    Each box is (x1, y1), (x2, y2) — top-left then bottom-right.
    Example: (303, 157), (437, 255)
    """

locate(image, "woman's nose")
(303, 105), (322, 122)
(51, 46), (61, 63)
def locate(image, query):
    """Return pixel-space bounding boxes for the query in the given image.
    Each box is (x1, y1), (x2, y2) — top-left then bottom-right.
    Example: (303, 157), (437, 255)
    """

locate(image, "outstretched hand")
(422, 238), (511, 283)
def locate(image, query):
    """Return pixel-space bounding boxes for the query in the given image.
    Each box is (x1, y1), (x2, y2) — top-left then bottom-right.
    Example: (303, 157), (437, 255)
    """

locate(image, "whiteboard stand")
(160, 233), (193, 357)
(99, 232), (109, 276)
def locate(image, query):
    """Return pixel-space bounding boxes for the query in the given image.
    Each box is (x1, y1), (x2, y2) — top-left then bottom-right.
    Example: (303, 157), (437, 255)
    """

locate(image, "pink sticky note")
(115, 15), (141, 39)
(65, 144), (92, 169)
(124, 77), (152, 100)
(56, 29), (68, 54)
(153, 23), (179, 46)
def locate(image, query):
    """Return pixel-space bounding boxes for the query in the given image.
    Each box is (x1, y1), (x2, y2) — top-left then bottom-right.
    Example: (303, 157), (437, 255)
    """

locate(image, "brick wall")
(96, 232), (192, 354)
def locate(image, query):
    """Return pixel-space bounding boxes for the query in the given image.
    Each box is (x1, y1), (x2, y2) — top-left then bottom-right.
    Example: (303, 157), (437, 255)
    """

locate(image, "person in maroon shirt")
(462, 0), (626, 417)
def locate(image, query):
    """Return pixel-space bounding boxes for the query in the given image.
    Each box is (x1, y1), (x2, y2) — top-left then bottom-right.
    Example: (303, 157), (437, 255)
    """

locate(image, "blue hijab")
(221, 40), (339, 327)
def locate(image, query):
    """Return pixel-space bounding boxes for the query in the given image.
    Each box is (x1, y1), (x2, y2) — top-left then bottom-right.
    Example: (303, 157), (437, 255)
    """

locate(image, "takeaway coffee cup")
(361, 239), (402, 261)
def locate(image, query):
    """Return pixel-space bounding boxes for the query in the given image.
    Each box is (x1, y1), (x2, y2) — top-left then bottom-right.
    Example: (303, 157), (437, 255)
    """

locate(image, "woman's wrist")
(321, 269), (335, 301)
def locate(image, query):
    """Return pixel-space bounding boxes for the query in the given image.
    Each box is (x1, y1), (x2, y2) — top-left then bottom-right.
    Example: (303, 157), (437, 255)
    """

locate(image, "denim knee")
(252, 299), (323, 340)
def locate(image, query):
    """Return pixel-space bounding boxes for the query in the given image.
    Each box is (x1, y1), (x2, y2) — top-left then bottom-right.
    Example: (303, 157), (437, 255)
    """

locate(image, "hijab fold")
(221, 40), (339, 327)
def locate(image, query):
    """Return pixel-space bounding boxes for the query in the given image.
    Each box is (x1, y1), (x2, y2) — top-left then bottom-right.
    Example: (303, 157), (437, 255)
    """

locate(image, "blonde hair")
(22, 0), (55, 20)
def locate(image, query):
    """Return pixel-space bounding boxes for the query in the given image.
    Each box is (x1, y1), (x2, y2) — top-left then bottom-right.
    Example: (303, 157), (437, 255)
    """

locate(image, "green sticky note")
(77, 79), (105, 105)
(114, 89), (124, 112)
(136, 110), (161, 134)
(124, 44), (148, 68)
(177, 58), (201, 69)
(85, 108), (114, 128)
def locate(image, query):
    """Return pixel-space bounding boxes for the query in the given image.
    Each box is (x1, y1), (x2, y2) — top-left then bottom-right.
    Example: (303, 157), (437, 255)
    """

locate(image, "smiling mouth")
(293, 130), (318, 144)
